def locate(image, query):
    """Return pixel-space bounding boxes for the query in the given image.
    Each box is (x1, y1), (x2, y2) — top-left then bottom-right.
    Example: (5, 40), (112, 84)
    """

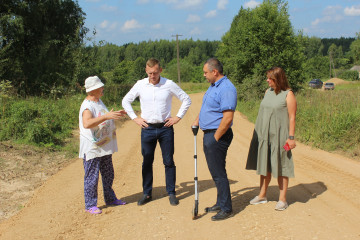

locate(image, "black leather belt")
(203, 129), (217, 134)
(147, 122), (165, 128)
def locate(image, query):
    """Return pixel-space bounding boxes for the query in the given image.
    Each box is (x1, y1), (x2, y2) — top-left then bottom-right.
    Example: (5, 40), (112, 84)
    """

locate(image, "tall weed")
(0, 95), (83, 148)
(296, 89), (360, 153)
(236, 87), (360, 158)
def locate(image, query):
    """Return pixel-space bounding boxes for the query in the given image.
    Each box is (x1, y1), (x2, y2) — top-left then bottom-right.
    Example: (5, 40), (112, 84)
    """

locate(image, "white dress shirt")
(122, 77), (191, 123)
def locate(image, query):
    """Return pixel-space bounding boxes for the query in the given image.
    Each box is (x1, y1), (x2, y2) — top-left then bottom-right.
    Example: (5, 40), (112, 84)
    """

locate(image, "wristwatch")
(289, 136), (295, 140)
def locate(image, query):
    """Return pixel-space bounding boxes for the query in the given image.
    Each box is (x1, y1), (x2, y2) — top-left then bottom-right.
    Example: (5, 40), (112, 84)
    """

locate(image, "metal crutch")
(191, 125), (199, 220)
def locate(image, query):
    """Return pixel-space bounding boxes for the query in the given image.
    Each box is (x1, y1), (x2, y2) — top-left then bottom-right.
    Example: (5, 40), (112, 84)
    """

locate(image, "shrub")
(338, 70), (359, 81)
(0, 95), (82, 148)
(101, 84), (133, 107)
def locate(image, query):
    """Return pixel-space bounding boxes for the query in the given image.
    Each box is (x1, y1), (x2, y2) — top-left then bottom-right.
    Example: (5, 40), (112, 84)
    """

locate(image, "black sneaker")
(137, 195), (152, 206)
(211, 210), (233, 221)
(204, 205), (221, 213)
(169, 194), (179, 206)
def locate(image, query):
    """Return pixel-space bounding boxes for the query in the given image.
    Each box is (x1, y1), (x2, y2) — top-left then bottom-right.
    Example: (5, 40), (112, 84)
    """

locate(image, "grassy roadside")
(237, 82), (360, 160)
(3, 80), (358, 160)
(0, 82), (209, 156)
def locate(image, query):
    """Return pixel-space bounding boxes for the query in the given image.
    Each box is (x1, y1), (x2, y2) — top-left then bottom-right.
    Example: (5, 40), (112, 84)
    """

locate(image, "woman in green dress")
(246, 67), (297, 211)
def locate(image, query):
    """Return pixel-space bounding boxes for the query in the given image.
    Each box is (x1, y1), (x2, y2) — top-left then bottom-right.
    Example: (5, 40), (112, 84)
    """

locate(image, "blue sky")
(78, 0), (360, 46)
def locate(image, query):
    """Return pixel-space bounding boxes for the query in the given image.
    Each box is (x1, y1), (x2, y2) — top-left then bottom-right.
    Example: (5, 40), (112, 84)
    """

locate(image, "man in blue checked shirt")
(192, 58), (237, 221)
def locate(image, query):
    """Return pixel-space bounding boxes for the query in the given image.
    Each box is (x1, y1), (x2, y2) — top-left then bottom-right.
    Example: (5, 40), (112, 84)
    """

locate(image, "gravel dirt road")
(0, 92), (359, 240)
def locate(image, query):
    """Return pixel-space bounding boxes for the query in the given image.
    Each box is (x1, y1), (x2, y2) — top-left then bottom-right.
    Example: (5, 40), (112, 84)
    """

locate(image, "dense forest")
(0, 0), (359, 148)
(1, 0), (359, 98)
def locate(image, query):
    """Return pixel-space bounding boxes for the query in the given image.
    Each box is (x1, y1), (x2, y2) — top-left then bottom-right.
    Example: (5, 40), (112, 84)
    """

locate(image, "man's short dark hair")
(205, 58), (223, 74)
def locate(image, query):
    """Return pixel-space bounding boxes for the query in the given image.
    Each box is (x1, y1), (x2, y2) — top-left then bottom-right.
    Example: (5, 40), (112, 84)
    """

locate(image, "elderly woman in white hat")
(79, 76), (127, 214)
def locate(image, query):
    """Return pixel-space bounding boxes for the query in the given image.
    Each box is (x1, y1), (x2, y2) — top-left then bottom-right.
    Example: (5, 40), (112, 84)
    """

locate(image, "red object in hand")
(283, 142), (291, 151)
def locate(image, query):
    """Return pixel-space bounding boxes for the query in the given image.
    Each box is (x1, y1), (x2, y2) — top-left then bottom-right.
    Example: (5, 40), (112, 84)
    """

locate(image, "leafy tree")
(350, 32), (360, 64)
(0, 0), (88, 96)
(297, 35), (323, 59)
(216, 0), (305, 99)
(129, 57), (147, 82)
(112, 60), (132, 84)
(162, 58), (203, 83)
(303, 56), (329, 80)
(321, 37), (355, 56)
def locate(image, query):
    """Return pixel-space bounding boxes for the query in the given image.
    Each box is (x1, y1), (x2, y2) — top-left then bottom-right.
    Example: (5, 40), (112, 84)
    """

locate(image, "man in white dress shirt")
(122, 58), (191, 206)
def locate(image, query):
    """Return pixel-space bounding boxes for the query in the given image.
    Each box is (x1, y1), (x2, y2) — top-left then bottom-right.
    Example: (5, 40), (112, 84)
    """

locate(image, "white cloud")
(99, 20), (109, 29)
(311, 15), (343, 26)
(177, 0), (206, 9)
(344, 5), (360, 16)
(190, 27), (201, 35)
(155, 0), (206, 10)
(312, 5), (344, 26)
(155, 0), (177, 3)
(244, 0), (260, 9)
(187, 14), (201, 23)
(151, 23), (162, 29)
(99, 20), (118, 31)
(311, 18), (321, 26)
(108, 22), (118, 31)
(121, 19), (143, 32)
(100, 4), (118, 12)
(323, 5), (342, 15)
(205, 10), (217, 18)
(217, 0), (228, 10)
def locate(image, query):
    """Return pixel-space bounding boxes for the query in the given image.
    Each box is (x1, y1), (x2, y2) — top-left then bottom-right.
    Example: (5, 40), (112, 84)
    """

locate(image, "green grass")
(333, 81), (360, 90)
(236, 98), (261, 123)
(0, 82), (209, 159)
(0, 95), (83, 149)
(296, 88), (360, 153)
(237, 86), (360, 158)
(178, 82), (209, 93)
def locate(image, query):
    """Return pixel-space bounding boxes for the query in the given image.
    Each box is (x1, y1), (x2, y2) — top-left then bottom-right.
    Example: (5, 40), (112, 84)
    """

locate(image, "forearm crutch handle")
(191, 125), (199, 136)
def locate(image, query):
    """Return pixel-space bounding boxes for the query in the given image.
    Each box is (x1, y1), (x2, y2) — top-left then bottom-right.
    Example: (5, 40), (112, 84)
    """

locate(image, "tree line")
(1, 0), (359, 100)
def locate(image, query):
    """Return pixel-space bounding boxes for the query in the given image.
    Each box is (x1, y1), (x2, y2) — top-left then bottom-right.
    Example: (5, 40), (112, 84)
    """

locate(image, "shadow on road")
(104, 179), (237, 207)
(231, 181), (327, 215)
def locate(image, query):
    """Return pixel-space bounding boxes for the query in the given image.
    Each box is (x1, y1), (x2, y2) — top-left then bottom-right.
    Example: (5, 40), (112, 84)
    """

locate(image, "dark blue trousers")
(203, 128), (233, 212)
(83, 154), (117, 209)
(141, 126), (176, 196)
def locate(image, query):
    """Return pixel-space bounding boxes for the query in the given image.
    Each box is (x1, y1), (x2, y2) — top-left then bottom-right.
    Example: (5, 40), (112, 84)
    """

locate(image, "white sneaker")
(275, 201), (288, 211)
(249, 196), (268, 205)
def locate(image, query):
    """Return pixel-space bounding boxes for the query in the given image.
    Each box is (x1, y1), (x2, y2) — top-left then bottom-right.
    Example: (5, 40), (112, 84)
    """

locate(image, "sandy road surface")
(0, 92), (359, 240)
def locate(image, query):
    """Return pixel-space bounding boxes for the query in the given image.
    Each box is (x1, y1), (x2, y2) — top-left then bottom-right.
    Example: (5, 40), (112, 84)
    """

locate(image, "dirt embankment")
(0, 92), (360, 240)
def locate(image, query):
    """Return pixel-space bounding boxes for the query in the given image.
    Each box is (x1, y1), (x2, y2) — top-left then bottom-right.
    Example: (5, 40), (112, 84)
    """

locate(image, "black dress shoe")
(169, 194), (179, 206)
(211, 210), (233, 221)
(137, 195), (152, 206)
(204, 205), (221, 213)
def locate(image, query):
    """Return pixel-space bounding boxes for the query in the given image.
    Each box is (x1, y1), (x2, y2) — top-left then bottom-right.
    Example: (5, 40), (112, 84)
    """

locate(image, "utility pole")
(329, 53), (332, 79)
(172, 34), (182, 85)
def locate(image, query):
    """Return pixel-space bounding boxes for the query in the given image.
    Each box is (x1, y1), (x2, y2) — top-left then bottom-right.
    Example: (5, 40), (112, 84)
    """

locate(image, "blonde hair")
(146, 58), (161, 68)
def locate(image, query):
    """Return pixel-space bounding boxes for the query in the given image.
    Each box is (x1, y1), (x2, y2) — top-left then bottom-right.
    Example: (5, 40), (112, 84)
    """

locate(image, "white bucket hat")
(84, 76), (104, 92)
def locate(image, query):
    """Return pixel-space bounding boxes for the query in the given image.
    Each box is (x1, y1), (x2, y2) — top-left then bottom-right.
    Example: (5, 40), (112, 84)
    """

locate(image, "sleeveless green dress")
(246, 88), (294, 178)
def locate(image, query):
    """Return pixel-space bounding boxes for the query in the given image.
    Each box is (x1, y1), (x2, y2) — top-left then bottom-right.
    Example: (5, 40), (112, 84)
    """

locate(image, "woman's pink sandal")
(86, 206), (102, 214)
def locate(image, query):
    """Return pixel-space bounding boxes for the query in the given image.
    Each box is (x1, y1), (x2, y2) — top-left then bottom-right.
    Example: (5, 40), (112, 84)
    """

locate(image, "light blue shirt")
(199, 76), (237, 130)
